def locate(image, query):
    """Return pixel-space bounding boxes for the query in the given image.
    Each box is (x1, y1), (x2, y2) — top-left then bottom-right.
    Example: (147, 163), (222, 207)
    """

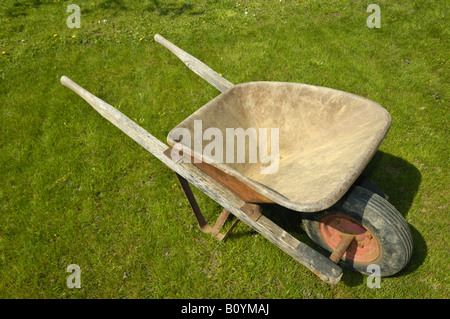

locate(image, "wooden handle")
(60, 75), (81, 94)
(154, 34), (233, 92)
(60, 75), (104, 113)
(60, 75), (168, 159)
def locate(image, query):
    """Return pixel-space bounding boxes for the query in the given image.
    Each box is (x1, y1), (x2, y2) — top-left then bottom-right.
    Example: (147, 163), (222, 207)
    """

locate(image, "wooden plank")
(257, 216), (342, 284)
(60, 76), (343, 285)
(154, 34), (234, 92)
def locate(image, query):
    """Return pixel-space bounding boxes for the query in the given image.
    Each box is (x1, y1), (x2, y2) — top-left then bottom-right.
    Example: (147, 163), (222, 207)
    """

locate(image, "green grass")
(0, 0), (448, 299)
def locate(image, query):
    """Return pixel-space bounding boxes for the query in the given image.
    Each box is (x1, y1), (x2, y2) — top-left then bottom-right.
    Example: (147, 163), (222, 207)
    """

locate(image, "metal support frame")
(165, 147), (264, 241)
(174, 172), (265, 241)
(174, 172), (239, 241)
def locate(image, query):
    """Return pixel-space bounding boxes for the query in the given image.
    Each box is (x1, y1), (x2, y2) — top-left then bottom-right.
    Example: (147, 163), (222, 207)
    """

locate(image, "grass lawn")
(0, 0), (448, 299)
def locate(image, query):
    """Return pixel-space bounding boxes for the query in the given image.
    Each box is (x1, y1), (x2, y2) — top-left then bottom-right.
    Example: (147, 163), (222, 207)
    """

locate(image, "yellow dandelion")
(59, 37), (62, 40)
(53, 34), (58, 37)
(139, 37), (143, 41)
(2, 51), (6, 55)
(72, 35), (76, 38)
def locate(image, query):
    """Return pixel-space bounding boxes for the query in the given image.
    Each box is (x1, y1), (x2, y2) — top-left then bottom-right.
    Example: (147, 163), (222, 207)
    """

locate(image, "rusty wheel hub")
(319, 214), (380, 263)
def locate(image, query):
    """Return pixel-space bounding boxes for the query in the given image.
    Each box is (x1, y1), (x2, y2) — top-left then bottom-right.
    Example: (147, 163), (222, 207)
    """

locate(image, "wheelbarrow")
(60, 34), (413, 285)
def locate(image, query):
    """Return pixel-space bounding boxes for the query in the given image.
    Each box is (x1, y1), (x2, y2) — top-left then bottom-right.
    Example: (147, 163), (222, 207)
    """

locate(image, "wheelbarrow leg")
(174, 173), (264, 241)
(213, 209), (241, 241)
(174, 172), (238, 241)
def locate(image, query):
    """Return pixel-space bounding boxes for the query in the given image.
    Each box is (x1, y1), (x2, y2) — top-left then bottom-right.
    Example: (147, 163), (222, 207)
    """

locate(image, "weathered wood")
(257, 216), (343, 284)
(60, 75), (343, 285)
(154, 34), (233, 92)
(240, 203), (263, 222)
(211, 209), (232, 237)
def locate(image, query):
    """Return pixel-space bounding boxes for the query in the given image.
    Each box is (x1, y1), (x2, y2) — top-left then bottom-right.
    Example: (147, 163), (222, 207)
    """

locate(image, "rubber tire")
(302, 186), (413, 277)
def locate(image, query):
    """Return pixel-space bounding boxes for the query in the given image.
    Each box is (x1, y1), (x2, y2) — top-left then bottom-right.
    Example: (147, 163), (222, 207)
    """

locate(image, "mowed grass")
(0, 0), (448, 298)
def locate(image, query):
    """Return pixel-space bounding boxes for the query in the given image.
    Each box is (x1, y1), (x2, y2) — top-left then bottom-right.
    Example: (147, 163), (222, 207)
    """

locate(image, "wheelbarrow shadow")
(361, 150), (421, 218)
(259, 151), (425, 286)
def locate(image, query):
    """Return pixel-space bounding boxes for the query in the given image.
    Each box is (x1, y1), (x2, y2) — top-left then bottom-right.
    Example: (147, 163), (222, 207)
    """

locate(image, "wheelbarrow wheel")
(302, 186), (413, 277)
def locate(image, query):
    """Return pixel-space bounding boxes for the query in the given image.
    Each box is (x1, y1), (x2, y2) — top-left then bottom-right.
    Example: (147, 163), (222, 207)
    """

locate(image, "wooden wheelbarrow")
(61, 34), (413, 285)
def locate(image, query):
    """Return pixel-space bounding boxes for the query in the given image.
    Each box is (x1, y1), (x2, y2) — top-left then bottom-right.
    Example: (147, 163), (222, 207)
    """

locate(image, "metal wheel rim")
(319, 214), (380, 263)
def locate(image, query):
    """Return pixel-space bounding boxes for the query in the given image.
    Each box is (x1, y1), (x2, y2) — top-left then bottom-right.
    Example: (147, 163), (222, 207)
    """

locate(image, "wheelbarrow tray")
(168, 81), (391, 212)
